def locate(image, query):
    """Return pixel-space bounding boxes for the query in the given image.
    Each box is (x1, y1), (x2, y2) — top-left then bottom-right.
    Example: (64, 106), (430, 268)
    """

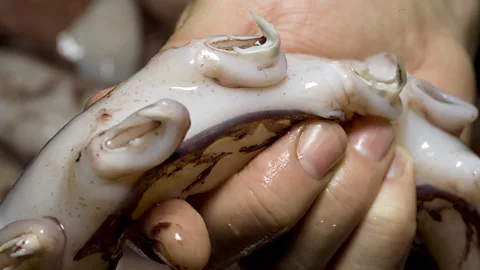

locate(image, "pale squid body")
(0, 12), (477, 270)
(394, 77), (480, 270)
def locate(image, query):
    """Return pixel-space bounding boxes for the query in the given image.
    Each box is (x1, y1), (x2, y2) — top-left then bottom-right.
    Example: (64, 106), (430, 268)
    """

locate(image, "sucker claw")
(87, 99), (191, 180)
(0, 217), (65, 270)
(403, 76), (478, 135)
(199, 11), (287, 88)
(351, 52), (406, 98)
(0, 233), (41, 258)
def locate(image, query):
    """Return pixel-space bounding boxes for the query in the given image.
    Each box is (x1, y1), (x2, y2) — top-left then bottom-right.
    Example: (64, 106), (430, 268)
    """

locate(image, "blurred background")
(0, 0), (190, 198)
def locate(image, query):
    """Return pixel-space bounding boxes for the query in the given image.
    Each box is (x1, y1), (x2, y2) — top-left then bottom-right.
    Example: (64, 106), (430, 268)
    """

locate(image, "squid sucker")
(0, 12), (479, 270)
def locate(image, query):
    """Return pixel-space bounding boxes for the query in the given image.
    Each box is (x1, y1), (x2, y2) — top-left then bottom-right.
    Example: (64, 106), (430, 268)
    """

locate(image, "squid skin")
(394, 76), (480, 270)
(0, 12), (478, 270)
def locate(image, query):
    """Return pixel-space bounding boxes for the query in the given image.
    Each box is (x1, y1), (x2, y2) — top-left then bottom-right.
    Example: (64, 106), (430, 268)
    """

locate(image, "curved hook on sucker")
(87, 99), (191, 180)
(0, 217), (66, 270)
(351, 52), (407, 100)
(196, 11), (287, 88)
(404, 76), (478, 135)
(344, 52), (405, 120)
(231, 11), (281, 67)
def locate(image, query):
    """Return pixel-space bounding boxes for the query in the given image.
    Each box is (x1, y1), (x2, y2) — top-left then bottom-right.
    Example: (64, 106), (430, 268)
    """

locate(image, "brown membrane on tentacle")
(74, 109), (337, 266)
(416, 184), (480, 268)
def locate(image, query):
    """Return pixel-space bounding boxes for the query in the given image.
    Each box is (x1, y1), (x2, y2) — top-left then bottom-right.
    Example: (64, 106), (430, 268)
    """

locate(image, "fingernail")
(297, 122), (347, 179)
(348, 117), (394, 161)
(386, 147), (410, 179)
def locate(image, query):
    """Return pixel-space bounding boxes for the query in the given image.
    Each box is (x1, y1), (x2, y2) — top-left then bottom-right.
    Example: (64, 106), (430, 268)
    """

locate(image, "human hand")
(85, 94), (416, 269)
(138, 117), (416, 270)
(85, 0), (479, 268)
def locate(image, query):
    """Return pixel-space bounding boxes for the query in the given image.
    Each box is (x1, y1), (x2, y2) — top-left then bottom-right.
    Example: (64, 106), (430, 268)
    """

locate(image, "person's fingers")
(188, 119), (348, 269)
(141, 199), (211, 270)
(238, 116), (396, 269)
(327, 146), (417, 270)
